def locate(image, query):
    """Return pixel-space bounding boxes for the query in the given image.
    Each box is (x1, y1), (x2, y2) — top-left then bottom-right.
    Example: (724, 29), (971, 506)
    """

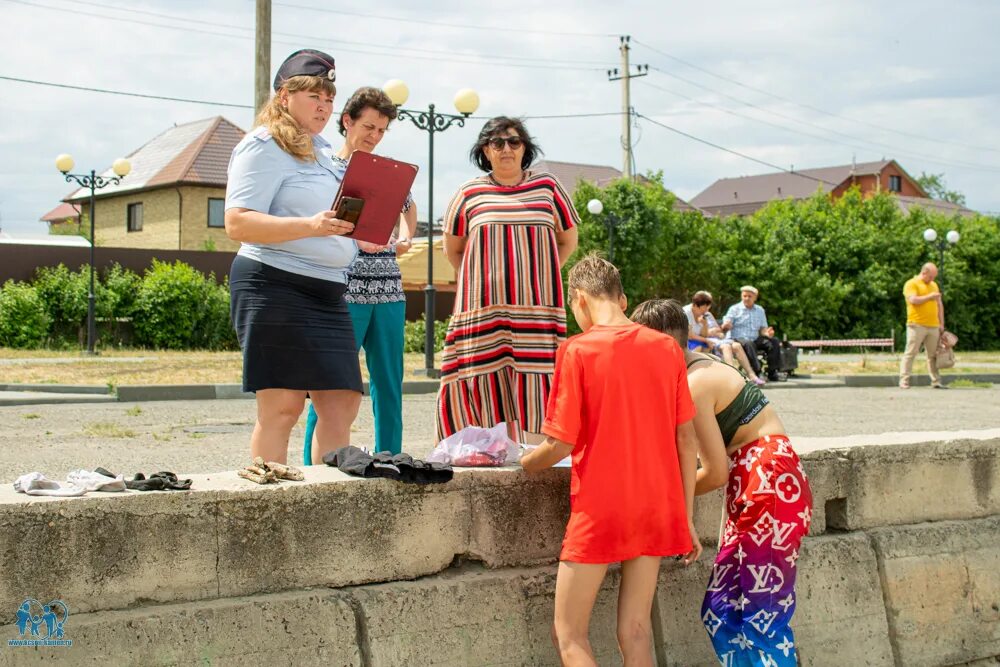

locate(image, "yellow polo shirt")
(903, 276), (940, 327)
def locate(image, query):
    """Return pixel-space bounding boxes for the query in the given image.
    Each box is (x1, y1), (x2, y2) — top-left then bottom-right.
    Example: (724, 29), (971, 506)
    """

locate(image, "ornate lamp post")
(56, 154), (131, 355)
(922, 227), (960, 290)
(383, 79), (479, 377)
(586, 198), (622, 263)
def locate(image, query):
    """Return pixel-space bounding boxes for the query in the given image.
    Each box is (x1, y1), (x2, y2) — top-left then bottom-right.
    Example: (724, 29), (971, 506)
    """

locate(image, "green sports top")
(687, 354), (770, 447)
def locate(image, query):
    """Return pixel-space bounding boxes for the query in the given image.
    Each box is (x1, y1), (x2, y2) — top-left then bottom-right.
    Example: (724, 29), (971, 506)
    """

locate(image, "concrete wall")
(0, 438), (997, 666)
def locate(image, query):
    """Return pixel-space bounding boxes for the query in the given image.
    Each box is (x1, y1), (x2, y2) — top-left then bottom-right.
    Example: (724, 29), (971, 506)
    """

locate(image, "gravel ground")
(2, 385), (999, 483)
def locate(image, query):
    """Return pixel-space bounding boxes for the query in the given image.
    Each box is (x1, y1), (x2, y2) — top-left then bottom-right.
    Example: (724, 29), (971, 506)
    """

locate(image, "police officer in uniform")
(225, 49), (362, 465)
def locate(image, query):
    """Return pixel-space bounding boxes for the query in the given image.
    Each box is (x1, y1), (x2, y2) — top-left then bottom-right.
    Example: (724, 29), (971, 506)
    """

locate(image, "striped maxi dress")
(435, 171), (580, 442)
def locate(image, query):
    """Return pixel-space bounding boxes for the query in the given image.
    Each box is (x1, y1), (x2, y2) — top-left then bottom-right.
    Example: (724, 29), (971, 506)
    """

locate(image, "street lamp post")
(55, 154), (131, 355)
(922, 227), (960, 290)
(586, 198), (622, 263)
(383, 80), (479, 377)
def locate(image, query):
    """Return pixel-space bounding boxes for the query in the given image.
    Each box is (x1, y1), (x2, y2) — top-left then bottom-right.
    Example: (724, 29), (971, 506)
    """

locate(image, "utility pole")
(254, 0), (271, 118)
(607, 36), (647, 180)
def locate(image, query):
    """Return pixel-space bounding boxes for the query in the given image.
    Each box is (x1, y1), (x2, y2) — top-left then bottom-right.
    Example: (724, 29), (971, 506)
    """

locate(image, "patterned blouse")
(331, 154), (413, 305)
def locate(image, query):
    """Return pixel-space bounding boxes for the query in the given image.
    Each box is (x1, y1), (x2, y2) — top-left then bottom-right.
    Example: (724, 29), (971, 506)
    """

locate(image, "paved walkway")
(2, 384), (999, 484)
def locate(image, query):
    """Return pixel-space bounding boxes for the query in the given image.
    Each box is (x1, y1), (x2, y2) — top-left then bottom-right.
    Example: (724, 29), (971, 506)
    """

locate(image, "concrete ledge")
(5, 438), (991, 618)
(0, 437), (998, 665)
(0, 384), (110, 395)
(0, 392), (117, 407)
(115, 384), (220, 401)
(792, 534), (895, 666)
(870, 516), (1000, 667)
(831, 439), (1000, 530)
(653, 534), (896, 666)
(0, 589), (362, 666)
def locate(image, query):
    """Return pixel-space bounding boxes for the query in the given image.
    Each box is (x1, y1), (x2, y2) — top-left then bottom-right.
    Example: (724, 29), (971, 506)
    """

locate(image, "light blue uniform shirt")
(225, 127), (357, 283)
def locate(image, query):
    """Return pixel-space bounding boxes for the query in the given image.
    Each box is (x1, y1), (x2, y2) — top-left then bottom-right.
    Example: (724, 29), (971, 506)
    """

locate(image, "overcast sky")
(2, 0), (998, 235)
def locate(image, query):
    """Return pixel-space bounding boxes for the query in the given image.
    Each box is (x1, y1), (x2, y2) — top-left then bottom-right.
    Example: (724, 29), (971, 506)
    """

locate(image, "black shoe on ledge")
(767, 373), (781, 383)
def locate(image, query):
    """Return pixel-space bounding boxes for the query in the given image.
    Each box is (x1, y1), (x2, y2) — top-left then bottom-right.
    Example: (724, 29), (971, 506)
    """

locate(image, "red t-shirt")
(542, 323), (695, 563)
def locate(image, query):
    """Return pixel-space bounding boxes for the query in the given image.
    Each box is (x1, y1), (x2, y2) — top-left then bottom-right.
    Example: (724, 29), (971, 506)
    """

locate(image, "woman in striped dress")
(437, 117), (579, 443)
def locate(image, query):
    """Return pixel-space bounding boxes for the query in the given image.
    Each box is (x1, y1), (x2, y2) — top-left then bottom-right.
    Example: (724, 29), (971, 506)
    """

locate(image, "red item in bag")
(452, 451), (504, 467)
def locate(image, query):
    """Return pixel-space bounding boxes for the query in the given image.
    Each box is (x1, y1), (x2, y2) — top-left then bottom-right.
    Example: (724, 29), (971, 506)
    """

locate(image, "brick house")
(690, 159), (977, 218)
(532, 159), (701, 213)
(40, 202), (83, 232)
(63, 117), (245, 250)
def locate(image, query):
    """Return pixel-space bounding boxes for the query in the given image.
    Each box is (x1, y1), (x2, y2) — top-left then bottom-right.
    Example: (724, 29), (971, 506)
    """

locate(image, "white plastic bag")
(428, 423), (519, 467)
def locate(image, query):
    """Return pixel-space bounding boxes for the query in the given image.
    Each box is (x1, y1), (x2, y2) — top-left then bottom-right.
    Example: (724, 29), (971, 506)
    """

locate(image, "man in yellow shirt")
(899, 262), (945, 389)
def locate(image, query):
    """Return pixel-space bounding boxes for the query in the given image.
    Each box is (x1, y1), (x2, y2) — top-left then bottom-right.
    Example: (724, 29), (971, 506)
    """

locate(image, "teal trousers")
(304, 300), (406, 464)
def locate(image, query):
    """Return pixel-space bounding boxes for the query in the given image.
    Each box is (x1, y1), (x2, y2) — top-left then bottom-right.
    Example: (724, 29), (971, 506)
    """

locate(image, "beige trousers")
(899, 324), (942, 385)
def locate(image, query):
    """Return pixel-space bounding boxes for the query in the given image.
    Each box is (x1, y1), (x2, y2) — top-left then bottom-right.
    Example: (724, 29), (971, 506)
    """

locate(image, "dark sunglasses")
(487, 136), (524, 150)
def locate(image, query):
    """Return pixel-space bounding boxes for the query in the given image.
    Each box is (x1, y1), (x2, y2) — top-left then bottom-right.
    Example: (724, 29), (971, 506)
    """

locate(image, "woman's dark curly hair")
(469, 116), (541, 172)
(338, 86), (397, 136)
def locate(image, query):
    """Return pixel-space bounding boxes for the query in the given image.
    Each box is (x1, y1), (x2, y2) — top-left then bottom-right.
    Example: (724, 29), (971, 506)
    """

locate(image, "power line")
(633, 112), (835, 186)
(470, 112), (625, 120)
(632, 38), (1000, 155)
(0, 74), (254, 108)
(273, 1), (616, 38)
(2, 0), (607, 71)
(638, 80), (1000, 175)
(0, 74), (622, 121)
(56, 0), (614, 68)
(645, 65), (1000, 173)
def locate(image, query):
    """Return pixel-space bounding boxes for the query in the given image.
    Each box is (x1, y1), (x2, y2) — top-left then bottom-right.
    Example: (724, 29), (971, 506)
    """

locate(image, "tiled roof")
(532, 159), (701, 213)
(691, 160), (893, 212)
(66, 117), (244, 201)
(894, 195), (977, 218)
(40, 202), (82, 222)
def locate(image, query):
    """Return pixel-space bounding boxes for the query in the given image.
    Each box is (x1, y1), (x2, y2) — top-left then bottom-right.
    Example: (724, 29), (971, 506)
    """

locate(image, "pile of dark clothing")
(13, 468), (191, 496)
(324, 446), (453, 484)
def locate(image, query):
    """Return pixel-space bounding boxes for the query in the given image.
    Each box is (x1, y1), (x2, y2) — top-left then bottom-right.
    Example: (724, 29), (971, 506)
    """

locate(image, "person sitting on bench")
(685, 291), (765, 386)
(721, 285), (781, 382)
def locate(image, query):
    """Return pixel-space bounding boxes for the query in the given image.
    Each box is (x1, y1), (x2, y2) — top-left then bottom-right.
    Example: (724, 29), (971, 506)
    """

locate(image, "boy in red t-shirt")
(521, 255), (702, 666)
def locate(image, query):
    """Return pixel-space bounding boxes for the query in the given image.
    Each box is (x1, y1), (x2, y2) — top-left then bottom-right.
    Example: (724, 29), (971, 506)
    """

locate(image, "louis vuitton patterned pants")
(701, 435), (813, 667)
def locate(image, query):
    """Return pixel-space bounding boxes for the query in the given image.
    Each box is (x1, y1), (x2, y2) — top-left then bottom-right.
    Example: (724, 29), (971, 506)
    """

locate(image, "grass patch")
(22, 413), (40, 420)
(83, 422), (136, 438)
(947, 379), (994, 389)
(125, 406), (143, 417)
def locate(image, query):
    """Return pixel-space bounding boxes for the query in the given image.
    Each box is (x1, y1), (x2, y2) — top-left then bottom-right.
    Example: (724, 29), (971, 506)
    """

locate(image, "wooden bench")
(789, 337), (894, 350)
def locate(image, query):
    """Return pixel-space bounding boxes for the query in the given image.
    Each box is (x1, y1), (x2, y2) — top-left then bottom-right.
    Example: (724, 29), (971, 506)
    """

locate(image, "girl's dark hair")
(631, 299), (690, 347)
(338, 86), (397, 136)
(469, 116), (541, 172)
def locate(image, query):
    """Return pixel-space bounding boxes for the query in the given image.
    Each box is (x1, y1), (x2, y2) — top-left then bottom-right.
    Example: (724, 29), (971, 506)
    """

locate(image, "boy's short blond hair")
(567, 253), (624, 299)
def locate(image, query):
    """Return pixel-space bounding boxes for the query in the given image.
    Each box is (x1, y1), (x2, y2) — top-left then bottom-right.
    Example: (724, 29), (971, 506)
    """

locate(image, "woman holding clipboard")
(224, 49), (363, 466)
(302, 87), (417, 462)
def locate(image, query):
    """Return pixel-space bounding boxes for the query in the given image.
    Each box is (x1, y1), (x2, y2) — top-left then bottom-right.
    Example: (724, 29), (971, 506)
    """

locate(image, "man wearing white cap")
(721, 285), (781, 382)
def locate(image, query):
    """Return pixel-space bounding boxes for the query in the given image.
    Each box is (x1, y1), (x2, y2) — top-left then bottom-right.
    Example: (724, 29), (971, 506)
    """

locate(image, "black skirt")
(230, 255), (363, 393)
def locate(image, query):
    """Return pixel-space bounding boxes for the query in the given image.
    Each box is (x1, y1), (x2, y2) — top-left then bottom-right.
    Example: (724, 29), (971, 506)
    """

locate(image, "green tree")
(916, 172), (967, 206)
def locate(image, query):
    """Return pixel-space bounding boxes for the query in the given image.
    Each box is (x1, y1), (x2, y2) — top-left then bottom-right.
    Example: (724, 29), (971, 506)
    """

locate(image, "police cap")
(273, 49), (336, 91)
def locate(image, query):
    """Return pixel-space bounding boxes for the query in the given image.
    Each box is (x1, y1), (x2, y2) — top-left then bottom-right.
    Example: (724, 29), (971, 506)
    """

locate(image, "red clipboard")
(332, 151), (419, 245)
